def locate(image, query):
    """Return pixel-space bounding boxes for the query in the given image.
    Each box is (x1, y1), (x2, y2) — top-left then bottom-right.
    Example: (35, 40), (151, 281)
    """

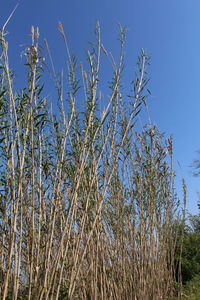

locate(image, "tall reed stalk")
(0, 22), (180, 299)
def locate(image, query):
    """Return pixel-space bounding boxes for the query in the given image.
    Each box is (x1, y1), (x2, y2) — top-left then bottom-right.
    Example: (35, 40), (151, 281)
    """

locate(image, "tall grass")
(0, 23), (180, 299)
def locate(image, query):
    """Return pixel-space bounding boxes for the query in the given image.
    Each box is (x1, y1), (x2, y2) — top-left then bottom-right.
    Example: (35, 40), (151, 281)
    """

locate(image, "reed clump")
(0, 23), (180, 299)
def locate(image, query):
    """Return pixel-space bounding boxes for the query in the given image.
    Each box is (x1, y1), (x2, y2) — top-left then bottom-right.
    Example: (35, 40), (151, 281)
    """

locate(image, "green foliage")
(181, 232), (200, 283)
(172, 275), (200, 300)
(173, 212), (200, 300)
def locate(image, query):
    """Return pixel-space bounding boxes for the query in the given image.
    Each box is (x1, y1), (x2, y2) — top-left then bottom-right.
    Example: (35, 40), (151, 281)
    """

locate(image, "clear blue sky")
(1, 0), (200, 214)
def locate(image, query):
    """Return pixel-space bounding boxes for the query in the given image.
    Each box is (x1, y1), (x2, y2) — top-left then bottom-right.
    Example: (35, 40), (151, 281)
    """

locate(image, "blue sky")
(1, 0), (200, 214)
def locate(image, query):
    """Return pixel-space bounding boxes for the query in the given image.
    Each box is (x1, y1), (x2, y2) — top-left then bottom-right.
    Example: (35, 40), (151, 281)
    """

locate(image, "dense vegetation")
(0, 21), (199, 300)
(173, 211), (200, 300)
